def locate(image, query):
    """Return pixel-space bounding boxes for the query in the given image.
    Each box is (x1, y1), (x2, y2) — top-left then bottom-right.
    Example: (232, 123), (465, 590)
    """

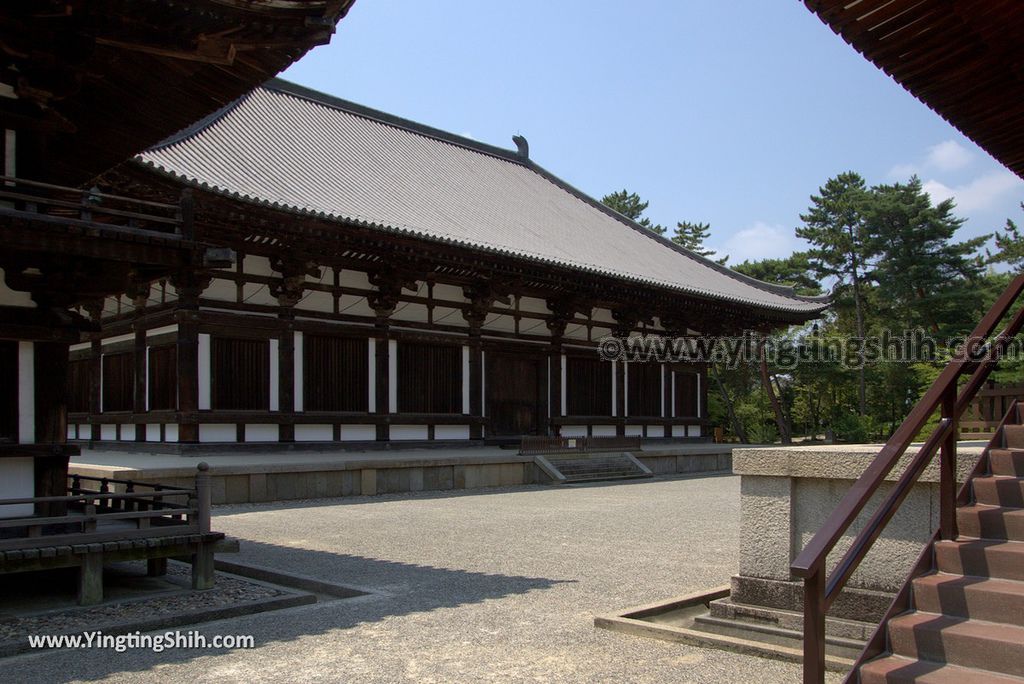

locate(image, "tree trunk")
(848, 225), (868, 416)
(712, 362), (748, 444)
(759, 339), (791, 444)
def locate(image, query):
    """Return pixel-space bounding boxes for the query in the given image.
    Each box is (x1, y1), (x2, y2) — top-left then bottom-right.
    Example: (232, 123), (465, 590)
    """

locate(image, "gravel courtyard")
(1, 474), (839, 683)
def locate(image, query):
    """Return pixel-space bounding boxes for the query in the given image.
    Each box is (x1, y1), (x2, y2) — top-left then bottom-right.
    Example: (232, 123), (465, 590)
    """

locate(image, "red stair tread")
(860, 655), (1024, 684)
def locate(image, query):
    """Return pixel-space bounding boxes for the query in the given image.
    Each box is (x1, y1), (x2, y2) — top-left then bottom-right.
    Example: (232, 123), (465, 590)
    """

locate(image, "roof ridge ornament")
(512, 134), (529, 160)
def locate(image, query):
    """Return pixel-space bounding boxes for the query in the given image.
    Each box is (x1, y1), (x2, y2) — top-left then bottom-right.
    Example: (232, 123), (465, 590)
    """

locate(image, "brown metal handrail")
(793, 273), (1024, 683)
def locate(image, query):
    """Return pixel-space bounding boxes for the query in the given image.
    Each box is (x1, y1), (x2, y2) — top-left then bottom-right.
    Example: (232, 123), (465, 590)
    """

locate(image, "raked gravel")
(1, 475), (842, 683)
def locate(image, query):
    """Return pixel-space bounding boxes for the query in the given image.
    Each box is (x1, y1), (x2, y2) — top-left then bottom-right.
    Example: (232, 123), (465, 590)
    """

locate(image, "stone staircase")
(542, 453), (652, 483)
(858, 419), (1024, 683)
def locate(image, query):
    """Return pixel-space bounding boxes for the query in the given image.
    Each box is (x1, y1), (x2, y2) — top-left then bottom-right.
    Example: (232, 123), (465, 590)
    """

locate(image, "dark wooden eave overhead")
(804, 0), (1024, 179)
(0, 0), (355, 185)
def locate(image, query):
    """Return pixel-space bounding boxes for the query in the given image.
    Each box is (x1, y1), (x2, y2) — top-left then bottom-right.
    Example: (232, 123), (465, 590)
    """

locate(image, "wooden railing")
(519, 435), (642, 455)
(0, 174), (193, 240)
(793, 273), (1024, 683)
(0, 463), (210, 551)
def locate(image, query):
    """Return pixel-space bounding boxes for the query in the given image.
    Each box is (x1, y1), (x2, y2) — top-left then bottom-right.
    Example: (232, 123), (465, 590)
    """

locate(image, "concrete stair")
(856, 413), (1024, 682)
(543, 453), (651, 483)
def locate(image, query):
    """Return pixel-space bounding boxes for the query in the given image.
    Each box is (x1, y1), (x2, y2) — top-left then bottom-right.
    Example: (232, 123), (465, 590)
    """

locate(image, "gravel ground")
(0, 564), (285, 645)
(0, 475), (842, 683)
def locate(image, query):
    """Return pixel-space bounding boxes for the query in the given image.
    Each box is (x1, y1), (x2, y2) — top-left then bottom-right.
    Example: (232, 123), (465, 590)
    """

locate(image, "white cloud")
(925, 140), (974, 172)
(922, 170), (1023, 213)
(712, 221), (806, 264)
(888, 139), (974, 179)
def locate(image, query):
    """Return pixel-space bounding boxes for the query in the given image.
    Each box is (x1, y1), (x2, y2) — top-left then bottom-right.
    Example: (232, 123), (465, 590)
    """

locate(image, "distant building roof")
(137, 79), (829, 317)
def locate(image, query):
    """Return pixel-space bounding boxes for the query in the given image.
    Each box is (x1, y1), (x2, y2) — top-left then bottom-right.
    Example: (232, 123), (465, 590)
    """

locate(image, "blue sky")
(282, 0), (1024, 265)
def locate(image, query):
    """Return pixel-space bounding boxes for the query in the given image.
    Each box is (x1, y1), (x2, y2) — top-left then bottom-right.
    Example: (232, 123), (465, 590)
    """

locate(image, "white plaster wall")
(0, 458), (34, 518)
(296, 290), (334, 313)
(242, 255), (276, 277)
(203, 277), (237, 303)
(198, 334), (211, 410)
(17, 341), (33, 443)
(647, 425), (665, 438)
(241, 283), (278, 307)
(245, 424), (279, 442)
(339, 425), (376, 441)
(100, 424), (116, 440)
(592, 425), (617, 437)
(199, 424), (235, 442)
(339, 269), (372, 289)
(689, 425), (702, 438)
(0, 269), (35, 307)
(145, 424), (161, 442)
(391, 302), (431, 323)
(391, 425), (428, 440)
(165, 424), (179, 443)
(625, 426), (643, 437)
(561, 425), (587, 437)
(295, 424), (333, 441)
(435, 425), (470, 440)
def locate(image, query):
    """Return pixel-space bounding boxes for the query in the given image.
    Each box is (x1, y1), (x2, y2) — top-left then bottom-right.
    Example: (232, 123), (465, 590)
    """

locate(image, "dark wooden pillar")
(129, 281), (150, 442)
(663, 363), (673, 438)
(271, 259), (316, 444)
(545, 313), (567, 437)
(278, 325), (295, 442)
(616, 360), (626, 436)
(468, 327), (483, 439)
(374, 321), (390, 441)
(171, 272), (207, 444)
(34, 340), (70, 516)
(85, 301), (103, 441)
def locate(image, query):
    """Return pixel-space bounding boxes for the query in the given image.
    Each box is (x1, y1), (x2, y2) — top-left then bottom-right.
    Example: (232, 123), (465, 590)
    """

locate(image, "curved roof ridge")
(134, 79), (830, 317)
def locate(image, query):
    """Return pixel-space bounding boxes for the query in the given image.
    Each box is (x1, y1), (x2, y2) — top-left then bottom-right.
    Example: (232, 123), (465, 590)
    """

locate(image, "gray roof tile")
(137, 80), (829, 316)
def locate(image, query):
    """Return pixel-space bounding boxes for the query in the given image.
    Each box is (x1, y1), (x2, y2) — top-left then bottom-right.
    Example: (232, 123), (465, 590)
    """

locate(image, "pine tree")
(600, 189), (666, 235)
(797, 171), (873, 415)
(988, 202), (1024, 270)
(671, 221), (728, 264)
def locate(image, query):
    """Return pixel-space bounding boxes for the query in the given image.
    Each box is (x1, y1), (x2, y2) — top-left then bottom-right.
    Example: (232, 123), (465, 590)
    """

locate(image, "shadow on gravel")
(0, 539), (570, 682)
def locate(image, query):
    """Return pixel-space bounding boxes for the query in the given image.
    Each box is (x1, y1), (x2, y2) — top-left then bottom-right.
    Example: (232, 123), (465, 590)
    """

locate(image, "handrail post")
(803, 565), (826, 684)
(196, 462), (210, 533)
(940, 385), (958, 540)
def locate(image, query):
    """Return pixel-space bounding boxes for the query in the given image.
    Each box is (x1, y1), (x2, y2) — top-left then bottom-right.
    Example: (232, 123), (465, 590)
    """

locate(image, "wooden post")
(279, 327), (295, 443)
(179, 188), (194, 241)
(78, 552), (104, 605)
(468, 327), (483, 439)
(195, 462), (210, 534)
(375, 322), (390, 441)
(34, 341), (71, 517)
(133, 325), (146, 441)
(147, 557), (168, 577)
(89, 334), (102, 441)
(803, 566), (826, 684)
(616, 359), (626, 436)
(940, 387), (958, 540)
(549, 345), (562, 437)
(172, 272), (207, 444)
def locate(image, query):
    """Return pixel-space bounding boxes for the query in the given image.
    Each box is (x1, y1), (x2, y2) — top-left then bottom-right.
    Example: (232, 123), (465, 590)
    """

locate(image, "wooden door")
(486, 352), (545, 436)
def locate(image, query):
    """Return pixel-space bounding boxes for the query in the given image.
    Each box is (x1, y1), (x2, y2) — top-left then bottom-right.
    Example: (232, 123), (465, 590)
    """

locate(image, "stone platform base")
(69, 444), (734, 505)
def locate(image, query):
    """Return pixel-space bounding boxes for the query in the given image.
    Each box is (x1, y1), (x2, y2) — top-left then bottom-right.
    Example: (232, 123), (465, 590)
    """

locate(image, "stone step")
(958, 504), (1024, 541)
(973, 475), (1024, 507)
(888, 611), (1024, 677)
(860, 655), (1024, 684)
(990, 449), (1024, 477)
(935, 539), (1024, 581)
(1004, 425), (1024, 449)
(563, 473), (649, 483)
(912, 572), (1024, 624)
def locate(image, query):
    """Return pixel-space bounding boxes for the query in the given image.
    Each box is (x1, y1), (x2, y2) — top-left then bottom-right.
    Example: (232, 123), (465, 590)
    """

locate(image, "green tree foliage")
(712, 172), (1000, 446)
(671, 221), (728, 264)
(732, 252), (820, 295)
(989, 202), (1024, 270)
(796, 171), (873, 415)
(600, 189), (666, 235)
